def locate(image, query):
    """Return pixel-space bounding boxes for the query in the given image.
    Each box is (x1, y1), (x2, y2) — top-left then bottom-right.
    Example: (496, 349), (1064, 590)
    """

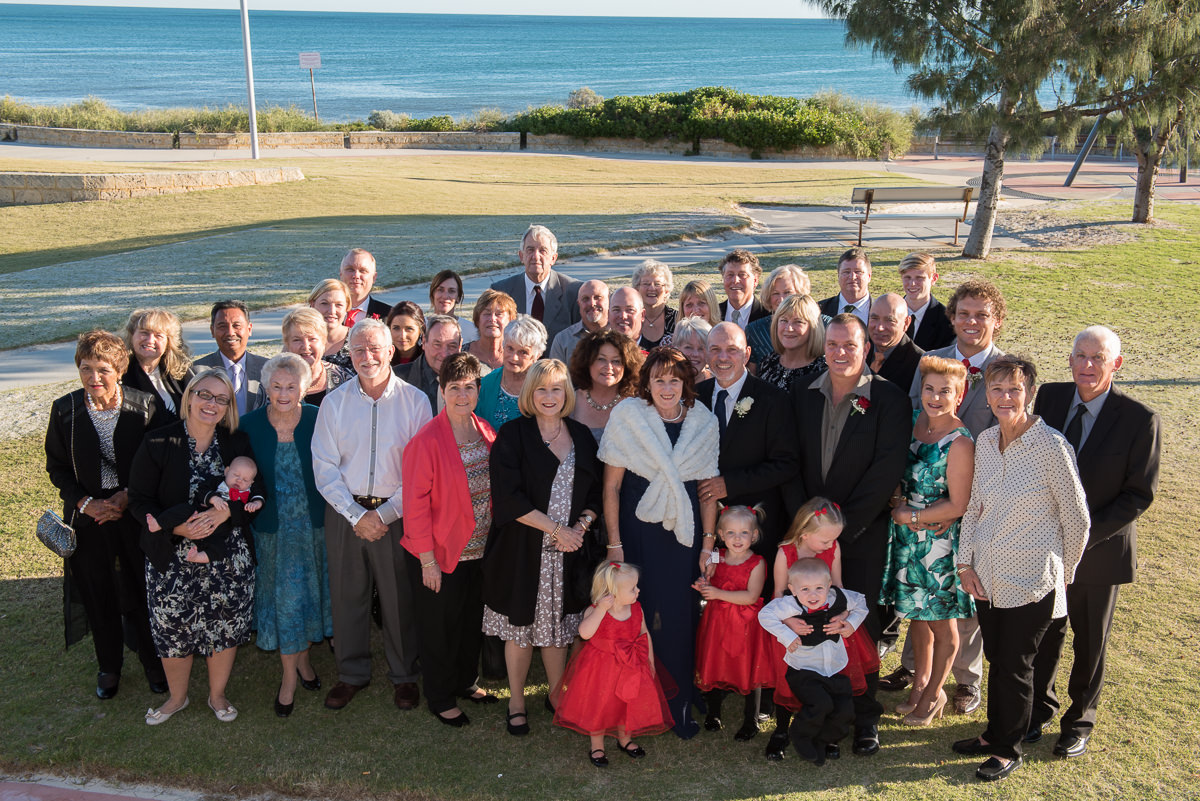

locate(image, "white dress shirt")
(711, 369), (749, 425)
(908, 296), (932, 334)
(836, 294), (871, 324)
(725, 299), (752, 329)
(219, 352), (247, 415)
(523, 274), (550, 314)
(312, 373), (433, 526)
(959, 418), (1091, 616)
(759, 588), (869, 676)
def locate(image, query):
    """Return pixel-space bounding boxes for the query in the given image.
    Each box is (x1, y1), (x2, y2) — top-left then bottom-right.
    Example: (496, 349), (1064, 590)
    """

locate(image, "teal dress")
(880, 412), (975, 621)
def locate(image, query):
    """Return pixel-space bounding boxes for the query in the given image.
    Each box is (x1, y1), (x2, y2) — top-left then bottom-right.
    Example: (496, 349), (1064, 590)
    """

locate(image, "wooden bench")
(843, 186), (975, 245)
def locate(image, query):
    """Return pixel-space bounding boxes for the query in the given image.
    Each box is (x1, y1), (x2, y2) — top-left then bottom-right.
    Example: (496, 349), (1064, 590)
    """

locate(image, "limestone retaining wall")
(0, 123), (174, 149)
(347, 131), (521, 150)
(178, 131), (346, 149)
(0, 167), (305, 205)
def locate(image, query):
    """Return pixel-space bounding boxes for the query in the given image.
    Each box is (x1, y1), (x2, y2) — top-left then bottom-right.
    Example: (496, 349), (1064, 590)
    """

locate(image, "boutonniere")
(850, 395), (870, 416)
(966, 365), (982, 388)
(734, 397), (754, 418)
(369, 313), (381, 321)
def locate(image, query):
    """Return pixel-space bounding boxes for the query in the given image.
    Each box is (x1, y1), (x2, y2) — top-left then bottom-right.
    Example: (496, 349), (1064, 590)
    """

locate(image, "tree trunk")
(1132, 144), (1159, 223)
(963, 122), (1009, 259)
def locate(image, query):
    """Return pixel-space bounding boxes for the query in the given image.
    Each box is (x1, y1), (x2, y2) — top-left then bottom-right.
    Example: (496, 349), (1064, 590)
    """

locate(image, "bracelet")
(702, 532), (716, 540)
(421, 560), (437, 569)
(80, 496), (94, 516)
(606, 543), (622, 550)
(955, 565), (972, 575)
(550, 522), (562, 543)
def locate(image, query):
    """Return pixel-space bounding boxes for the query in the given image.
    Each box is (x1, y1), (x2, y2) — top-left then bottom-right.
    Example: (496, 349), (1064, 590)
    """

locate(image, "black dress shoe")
(1024, 725), (1044, 743)
(952, 736), (991, 756)
(147, 679), (169, 695)
(976, 755), (1022, 781)
(765, 729), (789, 761)
(297, 670), (321, 691)
(852, 725), (880, 756)
(434, 709), (470, 728)
(704, 714), (723, 731)
(734, 720), (759, 741)
(95, 672), (120, 700)
(1053, 733), (1090, 758)
(825, 743), (841, 760)
(275, 686), (294, 718)
(589, 748), (608, 768)
(878, 666), (914, 692)
(506, 710), (529, 736)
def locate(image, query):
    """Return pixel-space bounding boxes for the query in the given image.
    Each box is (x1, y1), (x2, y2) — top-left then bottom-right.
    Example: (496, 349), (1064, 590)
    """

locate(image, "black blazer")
(395, 354), (439, 415)
(786, 374), (910, 557)
(907, 295), (956, 351)
(718, 297), (770, 326)
(128, 420), (261, 572)
(695, 375), (798, 554)
(367, 296), (393, 320)
(482, 415), (602, 627)
(1033, 383), (1161, 585)
(818, 294), (871, 320)
(874, 334), (925, 392)
(121, 362), (194, 425)
(45, 387), (160, 522)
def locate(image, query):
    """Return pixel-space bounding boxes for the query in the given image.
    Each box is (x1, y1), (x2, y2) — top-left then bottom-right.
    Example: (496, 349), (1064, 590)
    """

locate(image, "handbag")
(37, 395), (80, 558)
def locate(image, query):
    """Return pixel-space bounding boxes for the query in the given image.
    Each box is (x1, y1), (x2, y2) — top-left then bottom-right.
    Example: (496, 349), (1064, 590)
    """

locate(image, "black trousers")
(405, 553), (485, 714)
(976, 592), (1056, 761)
(840, 553), (884, 730)
(68, 515), (160, 678)
(1030, 582), (1120, 738)
(786, 669), (854, 747)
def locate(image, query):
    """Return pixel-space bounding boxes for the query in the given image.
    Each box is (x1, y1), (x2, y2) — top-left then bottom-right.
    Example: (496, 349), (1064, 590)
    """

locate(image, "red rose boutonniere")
(850, 396), (870, 416)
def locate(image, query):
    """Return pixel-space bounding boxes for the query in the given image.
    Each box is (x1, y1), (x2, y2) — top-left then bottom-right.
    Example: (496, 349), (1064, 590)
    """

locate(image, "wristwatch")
(910, 509), (919, 525)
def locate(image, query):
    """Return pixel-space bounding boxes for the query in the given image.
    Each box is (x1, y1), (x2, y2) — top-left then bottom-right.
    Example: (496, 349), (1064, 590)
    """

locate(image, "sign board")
(299, 52), (322, 69)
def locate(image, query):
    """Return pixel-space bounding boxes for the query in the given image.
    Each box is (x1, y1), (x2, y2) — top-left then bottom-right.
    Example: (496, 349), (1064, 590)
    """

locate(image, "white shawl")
(598, 398), (719, 547)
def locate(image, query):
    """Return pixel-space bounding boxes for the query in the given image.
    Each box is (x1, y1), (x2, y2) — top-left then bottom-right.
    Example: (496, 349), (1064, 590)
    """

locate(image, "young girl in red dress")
(764, 497), (881, 761)
(553, 562), (674, 768)
(692, 505), (773, 740)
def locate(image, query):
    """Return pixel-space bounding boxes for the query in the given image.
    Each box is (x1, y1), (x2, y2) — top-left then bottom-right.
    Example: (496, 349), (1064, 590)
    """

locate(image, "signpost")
(299, 52), (321, 121)
(239, 0), (259, 159)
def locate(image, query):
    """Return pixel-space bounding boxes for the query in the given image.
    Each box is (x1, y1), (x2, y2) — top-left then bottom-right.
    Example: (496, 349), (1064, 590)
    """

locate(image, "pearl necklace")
(658, 403), (684, 423)
(85, 386), (123, 414)
(584, 390), (621, 412)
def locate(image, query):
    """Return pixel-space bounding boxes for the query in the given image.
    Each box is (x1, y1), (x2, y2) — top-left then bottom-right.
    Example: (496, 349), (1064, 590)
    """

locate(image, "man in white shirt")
(490, 225), (582, 347)
(818, 248), (872, 323)
(717, 250), (768, 329)
(548, 278), (609, 364)
(312, 319), (433, 712)
(340, 248), (391, 325)
(608, 286), (645, 345)
(192, 300), (266, 416)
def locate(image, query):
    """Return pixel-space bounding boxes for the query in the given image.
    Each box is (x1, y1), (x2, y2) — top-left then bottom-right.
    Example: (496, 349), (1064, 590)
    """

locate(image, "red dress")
(553, 602), (675, 737)
(695, 552), (774, 694)
(770, 544), (881, 711)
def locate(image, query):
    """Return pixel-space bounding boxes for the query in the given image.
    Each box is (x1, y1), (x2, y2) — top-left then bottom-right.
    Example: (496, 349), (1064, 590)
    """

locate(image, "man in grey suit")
(884, 278), (1009, 714)
(395, 315), (463, 415)
(490, 225), (581, 349)
(193, 299), (267, 416)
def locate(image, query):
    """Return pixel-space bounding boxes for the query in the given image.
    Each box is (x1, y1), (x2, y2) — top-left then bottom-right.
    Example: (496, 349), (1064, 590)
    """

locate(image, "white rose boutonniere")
(734, 397), (754, 418)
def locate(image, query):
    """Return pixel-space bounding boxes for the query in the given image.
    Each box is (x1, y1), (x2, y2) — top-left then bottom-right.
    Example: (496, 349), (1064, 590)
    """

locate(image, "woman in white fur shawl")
(599, 347), (719, 740)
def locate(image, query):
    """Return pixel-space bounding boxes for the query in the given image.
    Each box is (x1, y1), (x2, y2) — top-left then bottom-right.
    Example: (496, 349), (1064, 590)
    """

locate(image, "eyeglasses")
(195, 389), (231, 406)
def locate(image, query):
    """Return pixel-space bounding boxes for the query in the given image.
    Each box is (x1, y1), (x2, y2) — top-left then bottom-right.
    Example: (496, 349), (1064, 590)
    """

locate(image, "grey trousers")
(901, 613), (984, 687)
(325, 507), (419, 686)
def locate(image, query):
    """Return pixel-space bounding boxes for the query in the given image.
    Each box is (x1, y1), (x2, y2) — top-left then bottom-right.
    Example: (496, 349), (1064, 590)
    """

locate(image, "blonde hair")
(758, 264), (811, 310)
(789, 557), (832, 584)
(781, 497), (844, 549)
(281, 307), (328, 346)
(308, 278), (352, 313)
(769, 294), (824, 359)
(124, 308), (191, 380)
(717, 504), (764, 545)
(678, 279), (721, 327)
(898, 252), (937, 277)
(518, 358), (576, 418)
(182, 368), (240, 432)
(918, 354), (968, 395)
(591, 561), (641, 604)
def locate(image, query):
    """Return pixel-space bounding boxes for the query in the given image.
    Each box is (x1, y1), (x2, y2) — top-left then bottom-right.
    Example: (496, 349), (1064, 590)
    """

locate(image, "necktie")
(1064, 404), (1086, 453)
(531, 285), (545, 321)
(230, 361), (245, 415)
(345, 308), (362, 328)
(843, 304), (854, 314)
(715, 388), (729, 439)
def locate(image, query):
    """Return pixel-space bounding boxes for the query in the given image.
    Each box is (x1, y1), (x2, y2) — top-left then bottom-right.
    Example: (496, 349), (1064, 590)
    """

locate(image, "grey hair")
(426, 314), (462, 338)
(631, 259), (674, 296)
(521, 224), (558, 253)
(502, 314), (548, 354)
(672, 316), (713, 348)
(282, 307), (328, 345)
(758, 264), (811, 309)
(261, 352), (313, 395)
(1073, 325), (1121, 359)
(349, 317), (390, 346)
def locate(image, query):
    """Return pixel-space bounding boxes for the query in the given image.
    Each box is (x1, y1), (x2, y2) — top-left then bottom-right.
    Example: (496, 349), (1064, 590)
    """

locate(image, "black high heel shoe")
(297, 670), (321, 692)
(275, 685), (294, 718)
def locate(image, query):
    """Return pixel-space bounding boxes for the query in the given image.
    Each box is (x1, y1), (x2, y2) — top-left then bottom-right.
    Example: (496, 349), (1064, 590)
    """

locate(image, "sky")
(0, 0), (826, 18)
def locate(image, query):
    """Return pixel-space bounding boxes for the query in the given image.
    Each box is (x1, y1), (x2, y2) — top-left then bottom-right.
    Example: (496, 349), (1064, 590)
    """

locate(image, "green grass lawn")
(0, 162), (1196, 799)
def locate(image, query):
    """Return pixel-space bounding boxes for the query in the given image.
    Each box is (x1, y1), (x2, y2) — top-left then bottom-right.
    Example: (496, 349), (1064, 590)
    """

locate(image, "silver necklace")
(584, 390), (621, 412)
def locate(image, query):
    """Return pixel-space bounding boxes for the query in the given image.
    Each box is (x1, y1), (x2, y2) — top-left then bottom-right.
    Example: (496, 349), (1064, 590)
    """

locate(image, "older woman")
(747, 264), (809, 369)
(474, 315), (547, 432)
(672, 317), (713, 383)
(402, 353), (498, 727)
(465, 289), (517, 371)
(568, 330), (642, 442)
(308, 278), (354, 369)
(757, 294), (827, 392)
(678, 279), (721, 327)
(386, 300), (426, 368)
(240, 353), (331, 718)
(482, 359), (601, 737)
(129, 368), (260, 725)
(122, 308), (194, 423)
(429, 269), (478, 342)
(600, 347), (718, 738)
(880, 356), (975, 727)
(953, 356), (1090, 782)
(46, 330), (167, 699)
(633, 259), (676, 350)
(281, 308), (353, 406)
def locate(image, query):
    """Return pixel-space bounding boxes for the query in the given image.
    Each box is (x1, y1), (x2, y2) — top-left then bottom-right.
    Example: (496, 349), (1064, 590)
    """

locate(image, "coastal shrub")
(0, 96), (330, 133)
(567, 87), (604, 109)
(367, 110), (411, 130)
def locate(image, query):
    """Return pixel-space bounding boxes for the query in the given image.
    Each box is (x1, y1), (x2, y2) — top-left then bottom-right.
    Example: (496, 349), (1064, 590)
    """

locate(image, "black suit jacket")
(696, 375), (798, 555)
(366, 296), (393, 320)
(122, 362), (194, 425)
(786, 374), (910, 558)
(874, 334), (925, 392)
(907, 295), (956, 351)
(1033, 383), (1161, 585)
(395, 355), (439, 415)
(718, 298), (770, 326)
(818, 294), (871, 320)
(129, 420), (261, 572)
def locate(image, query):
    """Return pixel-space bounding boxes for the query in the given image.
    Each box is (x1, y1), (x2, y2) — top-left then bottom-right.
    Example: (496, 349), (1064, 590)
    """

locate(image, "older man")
(340, 248), (391, 326)
(548, 278), (609, 364)
(490, 224), (581, 346)
(868, 293), (924, 390)
(1029, 325), (1161, 758)
(786, 313), (910, 758)
(818, 248), (873, 324)
(312, 319), (433, 712)
(717, 249), (768, 329)
(608, 286), (645, 345)
(193, 299), (267, 416)
(396, 315), (463, 414)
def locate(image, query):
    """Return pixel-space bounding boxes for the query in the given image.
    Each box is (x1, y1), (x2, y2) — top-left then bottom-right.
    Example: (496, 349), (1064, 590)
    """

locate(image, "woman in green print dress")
(881, 356), (976, 727)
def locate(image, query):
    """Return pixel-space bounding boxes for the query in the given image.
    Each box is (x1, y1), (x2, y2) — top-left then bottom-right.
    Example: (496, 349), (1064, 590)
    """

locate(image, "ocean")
(0, 3), (919, 122)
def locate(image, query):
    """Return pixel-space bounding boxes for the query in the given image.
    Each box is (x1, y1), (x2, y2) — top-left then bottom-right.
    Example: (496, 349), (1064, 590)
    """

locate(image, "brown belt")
(353, 495), (388, 510)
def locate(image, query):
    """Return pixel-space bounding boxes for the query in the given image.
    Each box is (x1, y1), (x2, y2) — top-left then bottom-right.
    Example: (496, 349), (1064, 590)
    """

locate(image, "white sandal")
(207, 697), (238, 722)
(145, 696), (189, 726)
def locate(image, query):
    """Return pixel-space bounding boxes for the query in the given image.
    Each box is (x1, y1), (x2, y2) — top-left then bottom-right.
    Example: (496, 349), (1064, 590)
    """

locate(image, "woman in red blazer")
(402, 352), (498, 727)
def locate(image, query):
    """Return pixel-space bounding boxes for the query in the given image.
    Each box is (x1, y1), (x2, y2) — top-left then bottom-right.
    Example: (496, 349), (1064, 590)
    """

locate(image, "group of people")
(45, 226), (1161, 783)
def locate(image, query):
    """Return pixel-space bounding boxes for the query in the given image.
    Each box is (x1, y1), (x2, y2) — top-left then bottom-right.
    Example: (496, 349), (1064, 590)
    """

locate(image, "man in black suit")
(899, 252), (955, 350)
(868, 293), (925, 390)
(786, 313), (911, 757)
(818, 247), (872, 324)
(1029, 325), (1161, 758)
(192, 300), (267, 416)
(395, 315), (463, 415)
(490, 224), (582, 347)
(340, 248), (392, 325)
(717, 249), (770, 328)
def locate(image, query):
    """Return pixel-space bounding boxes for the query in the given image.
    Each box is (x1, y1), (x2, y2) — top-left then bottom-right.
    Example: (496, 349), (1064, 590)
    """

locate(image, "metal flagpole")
(239, 0), (260, 159)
